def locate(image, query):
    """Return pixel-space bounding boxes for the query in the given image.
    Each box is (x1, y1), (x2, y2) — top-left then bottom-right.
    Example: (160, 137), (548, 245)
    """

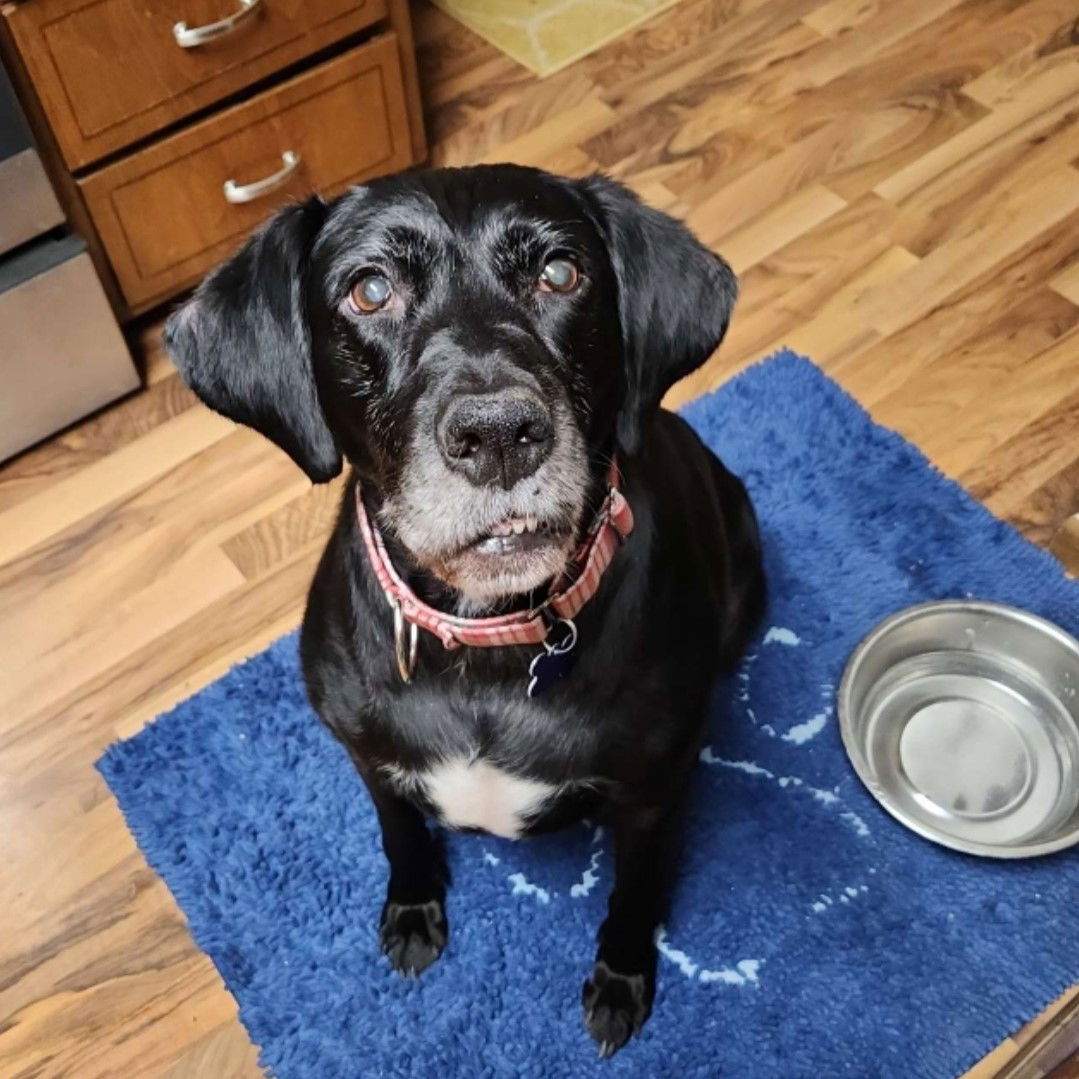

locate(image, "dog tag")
(527, 618), (578, 698)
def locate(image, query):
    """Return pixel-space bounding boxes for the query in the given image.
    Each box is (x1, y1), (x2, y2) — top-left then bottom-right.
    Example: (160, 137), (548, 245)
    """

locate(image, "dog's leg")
(583, 803), (680, 1056)
(364, 777), (449, 977)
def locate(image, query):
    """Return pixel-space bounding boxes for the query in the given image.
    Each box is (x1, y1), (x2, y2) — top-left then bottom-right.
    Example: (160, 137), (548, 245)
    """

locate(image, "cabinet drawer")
(79, 33), (413, 309)
(3, 0), (386, 169)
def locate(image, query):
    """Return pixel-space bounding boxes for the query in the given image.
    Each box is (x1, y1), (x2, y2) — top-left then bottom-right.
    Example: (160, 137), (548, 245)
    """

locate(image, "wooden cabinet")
(81, 33), (413, 306)
(1, 0), (425, 317)
(4, 0), (387, 168)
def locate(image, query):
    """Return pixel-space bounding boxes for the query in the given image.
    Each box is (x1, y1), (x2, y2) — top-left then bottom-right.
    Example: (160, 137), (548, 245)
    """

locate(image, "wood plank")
(855, 167), (1079, 336)
(668, 243), (916, 408)
(668, 194), (909, 405)
(682, 109), (912, 247)
(443, 96), (616, 168)
(868, 290), (1079, 452)
(801, 0), (884, 36)
(582, 22), (821, 182)
(757, 245), (916, 368)
(961, 381), (1079, 517)
(718, 184), (848, 273)
(875, 73), (1079, 206)
(2, 549), (317, 783)
(1, 544), (244, 730)
(0, 429), (303, 662)
(160, 1023), (262, 1079)
(889, 323), (1079, 485)
(733, 192), (904, 318)
(798, 0), (972, 88)
(665, 0), (1042, 205)
(1051, 513), (1079, 576)
(430, 66), (600, 166)
(1010, 454), (1079, 549)
(1051, 258), (1079, 304)
(222, 480), (345, 581)
(962, 14), (1079, 109)
(594, 0), (821, 108)
(876, 323), (1079, 485)
(0, 407), (235, 567)
(831, 208), (1079, 405)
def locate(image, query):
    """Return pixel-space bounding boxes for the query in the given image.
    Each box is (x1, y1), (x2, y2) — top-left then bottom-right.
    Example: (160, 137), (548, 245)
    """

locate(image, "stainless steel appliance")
(0, 60), (137, 462)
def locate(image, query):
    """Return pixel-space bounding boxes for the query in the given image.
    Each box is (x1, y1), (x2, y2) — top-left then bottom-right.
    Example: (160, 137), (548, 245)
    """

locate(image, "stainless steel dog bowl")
(839, 601), (1079, 858)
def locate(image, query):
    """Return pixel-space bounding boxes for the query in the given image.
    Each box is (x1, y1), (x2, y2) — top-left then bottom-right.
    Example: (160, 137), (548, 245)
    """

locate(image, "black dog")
(165, 165), (764, 1056)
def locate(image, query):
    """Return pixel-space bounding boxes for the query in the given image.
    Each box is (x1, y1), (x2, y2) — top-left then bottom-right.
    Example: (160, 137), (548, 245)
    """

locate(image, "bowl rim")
(837, 599), (1079, 859)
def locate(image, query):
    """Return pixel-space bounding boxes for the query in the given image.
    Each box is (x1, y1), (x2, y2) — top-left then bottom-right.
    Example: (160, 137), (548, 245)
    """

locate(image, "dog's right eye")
(349, 273), (393, 314)
(538, 257), (580, 294)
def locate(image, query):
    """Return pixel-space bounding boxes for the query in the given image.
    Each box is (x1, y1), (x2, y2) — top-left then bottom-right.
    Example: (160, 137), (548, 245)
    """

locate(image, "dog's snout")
(439, 390), (553, 490)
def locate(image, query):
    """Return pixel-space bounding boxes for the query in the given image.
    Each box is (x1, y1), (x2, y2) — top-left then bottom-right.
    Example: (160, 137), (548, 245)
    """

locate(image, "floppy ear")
(581, 175), (737, 454)
(163, 197), (341, 483)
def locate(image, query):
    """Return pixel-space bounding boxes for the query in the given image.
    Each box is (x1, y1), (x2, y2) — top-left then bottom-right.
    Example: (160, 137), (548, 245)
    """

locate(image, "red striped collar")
(355, 461), (634, 657)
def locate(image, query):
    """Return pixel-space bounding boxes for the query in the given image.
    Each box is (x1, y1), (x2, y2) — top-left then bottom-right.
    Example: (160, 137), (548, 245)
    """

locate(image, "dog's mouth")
(431, 512), (578, 603)
(468, 515), (572, 557)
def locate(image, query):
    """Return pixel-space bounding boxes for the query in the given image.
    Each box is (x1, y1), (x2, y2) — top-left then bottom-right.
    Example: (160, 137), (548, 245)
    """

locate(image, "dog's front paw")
(582, 959), (653, 1057)
(379, 898), (447, 977)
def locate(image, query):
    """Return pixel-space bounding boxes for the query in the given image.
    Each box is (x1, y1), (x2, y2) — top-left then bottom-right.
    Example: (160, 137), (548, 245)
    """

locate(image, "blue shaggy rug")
(100, 352), (1079, 1078)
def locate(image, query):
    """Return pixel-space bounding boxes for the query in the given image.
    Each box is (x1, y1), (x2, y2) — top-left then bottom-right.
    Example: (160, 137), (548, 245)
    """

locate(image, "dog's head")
(165, 166), (735, 606)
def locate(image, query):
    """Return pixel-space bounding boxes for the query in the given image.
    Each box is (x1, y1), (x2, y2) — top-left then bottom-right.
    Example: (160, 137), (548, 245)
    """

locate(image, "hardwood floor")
(2, 1), (1077, 1075)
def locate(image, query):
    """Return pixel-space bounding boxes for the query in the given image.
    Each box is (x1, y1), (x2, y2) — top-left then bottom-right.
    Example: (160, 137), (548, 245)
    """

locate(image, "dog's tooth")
(511, 519), (526, 535)
(525, 515), (538, 533)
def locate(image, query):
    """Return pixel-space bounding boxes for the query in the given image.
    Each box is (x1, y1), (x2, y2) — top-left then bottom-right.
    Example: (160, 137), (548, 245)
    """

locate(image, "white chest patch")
(418, 758), (556, 839)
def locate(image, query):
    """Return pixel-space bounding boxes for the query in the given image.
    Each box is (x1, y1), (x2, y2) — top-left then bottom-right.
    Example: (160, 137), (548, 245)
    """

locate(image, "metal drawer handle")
(223, 151), (301, 204)
(173, 0), (262, 48)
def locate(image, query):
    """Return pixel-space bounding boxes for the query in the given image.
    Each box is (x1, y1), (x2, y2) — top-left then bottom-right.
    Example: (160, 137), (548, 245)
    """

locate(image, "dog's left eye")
(349, 273), (393, 314)
(538, 257), (580, 293)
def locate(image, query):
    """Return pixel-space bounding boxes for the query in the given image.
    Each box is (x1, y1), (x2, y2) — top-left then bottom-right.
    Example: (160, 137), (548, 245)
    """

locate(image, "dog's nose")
(439, 390), (553, 489)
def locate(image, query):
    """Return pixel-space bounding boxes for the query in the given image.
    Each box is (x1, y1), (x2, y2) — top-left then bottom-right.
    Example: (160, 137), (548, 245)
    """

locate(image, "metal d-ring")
(545, 617), (578, 655)
(391, 601), (419, 683)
